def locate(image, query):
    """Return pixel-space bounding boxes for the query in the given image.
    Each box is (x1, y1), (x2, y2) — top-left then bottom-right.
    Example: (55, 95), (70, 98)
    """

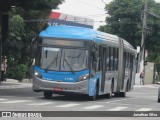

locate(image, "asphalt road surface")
(0, 82), (160, 120)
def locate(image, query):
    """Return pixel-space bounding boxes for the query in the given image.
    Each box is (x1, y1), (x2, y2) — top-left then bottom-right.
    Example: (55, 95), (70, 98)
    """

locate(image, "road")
(0, 82), (160, 120)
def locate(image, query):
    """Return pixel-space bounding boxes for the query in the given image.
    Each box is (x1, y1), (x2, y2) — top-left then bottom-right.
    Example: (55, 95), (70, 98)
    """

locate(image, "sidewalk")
(134, 84), (160, 88)
(0, 79), (32, 89)
(0, 78), (159, 89)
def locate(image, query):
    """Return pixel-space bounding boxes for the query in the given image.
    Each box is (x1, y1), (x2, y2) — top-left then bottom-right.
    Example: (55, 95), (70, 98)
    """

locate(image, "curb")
(0, 79), (32, 89)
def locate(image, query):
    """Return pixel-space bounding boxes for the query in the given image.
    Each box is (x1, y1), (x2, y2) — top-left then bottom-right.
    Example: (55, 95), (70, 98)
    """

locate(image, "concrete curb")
(0, 79), (32, 89)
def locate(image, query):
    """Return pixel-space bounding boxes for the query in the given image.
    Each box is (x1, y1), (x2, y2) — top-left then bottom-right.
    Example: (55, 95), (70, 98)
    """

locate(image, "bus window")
(116, 48), (119, 70)
(41, 47), (61, 71)
(63, 49), (89, 71)
(113, 48), (115, 71)
(114, 48), (118, 71)
(110, 47), (114, 71)
(123, 52), (127, 69)
(109, 47), (111, 71)
(36, 46), (89, 71)
(128, 53), (131, 69)
(106, 47), (109, 71)
(98, 45), (103, 71)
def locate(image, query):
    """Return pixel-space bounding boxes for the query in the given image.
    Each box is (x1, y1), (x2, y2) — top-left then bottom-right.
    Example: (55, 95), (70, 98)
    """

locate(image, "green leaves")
(5, 0), (64, 79)
(99, 0), (160, 63)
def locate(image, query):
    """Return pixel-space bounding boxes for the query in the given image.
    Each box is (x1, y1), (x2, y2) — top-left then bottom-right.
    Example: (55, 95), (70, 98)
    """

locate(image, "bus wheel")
(120, 91), (126, 97)
(119, 85), (127, 97)
(89, 95), (96, 101)
(43, 91), (53, 99)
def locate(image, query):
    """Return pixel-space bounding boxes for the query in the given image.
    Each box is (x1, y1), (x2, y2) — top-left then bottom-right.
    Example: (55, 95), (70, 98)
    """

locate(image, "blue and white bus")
(32, 26), (137, 100)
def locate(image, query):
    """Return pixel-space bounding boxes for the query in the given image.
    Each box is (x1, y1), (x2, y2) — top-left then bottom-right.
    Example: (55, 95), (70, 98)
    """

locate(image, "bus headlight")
(78, 74), (89, 81)
(34, 70), (42, 78)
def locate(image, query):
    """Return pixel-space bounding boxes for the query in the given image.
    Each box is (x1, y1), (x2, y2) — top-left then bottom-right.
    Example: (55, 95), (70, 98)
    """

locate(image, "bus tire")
(120, 92), (126, 97)
(43, 91), (53, 99)
(119, 84), (127, 97)
(114, 92), (120, 97)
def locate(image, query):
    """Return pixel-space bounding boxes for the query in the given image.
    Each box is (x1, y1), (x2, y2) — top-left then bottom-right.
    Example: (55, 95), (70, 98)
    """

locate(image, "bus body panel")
(33, 76), (89, 94)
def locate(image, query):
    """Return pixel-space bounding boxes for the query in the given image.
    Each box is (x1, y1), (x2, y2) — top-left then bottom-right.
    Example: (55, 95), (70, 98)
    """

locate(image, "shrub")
(13, 64), (28, 82)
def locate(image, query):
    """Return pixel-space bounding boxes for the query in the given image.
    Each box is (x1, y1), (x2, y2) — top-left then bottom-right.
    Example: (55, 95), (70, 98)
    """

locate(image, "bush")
(13, 64), (28, 82)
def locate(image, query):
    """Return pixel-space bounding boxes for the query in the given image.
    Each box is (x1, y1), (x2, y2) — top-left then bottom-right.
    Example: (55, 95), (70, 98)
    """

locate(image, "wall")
(144, 62), (154, 84)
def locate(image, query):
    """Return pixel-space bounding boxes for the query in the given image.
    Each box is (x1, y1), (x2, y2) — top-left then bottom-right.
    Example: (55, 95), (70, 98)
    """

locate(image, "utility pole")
(139, 0), (148, 76)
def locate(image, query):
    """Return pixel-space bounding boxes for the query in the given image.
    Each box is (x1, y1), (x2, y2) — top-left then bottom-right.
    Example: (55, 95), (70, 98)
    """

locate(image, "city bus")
(32, 26), (137, 100)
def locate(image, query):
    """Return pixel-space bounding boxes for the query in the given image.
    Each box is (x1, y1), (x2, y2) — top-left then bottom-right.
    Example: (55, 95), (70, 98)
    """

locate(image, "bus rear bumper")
(33, 76), (88, 95)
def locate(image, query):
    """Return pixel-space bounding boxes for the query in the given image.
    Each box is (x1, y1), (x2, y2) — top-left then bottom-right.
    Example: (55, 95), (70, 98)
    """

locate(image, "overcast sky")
(55, 0), (160, 29)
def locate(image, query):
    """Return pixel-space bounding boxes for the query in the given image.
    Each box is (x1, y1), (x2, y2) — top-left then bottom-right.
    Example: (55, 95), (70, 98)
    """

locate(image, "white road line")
(26, 97), (35, 99)
(0, 98), (7, 101)
(104, 98), (135, 103)
(1, 100), (29, 103)
(28, 102), (54, 106)
(55, 103), (80, 107)
(109, 107), (128, 111)
(136, 108), (151, 111)
(83, 105), (103, 110)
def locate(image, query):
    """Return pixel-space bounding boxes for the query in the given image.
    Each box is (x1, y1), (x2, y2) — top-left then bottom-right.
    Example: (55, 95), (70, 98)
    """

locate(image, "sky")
(55, 0), (160, 30)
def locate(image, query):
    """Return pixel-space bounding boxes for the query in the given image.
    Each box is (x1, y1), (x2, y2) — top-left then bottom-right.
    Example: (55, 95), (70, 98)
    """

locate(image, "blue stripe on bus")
(34, 66), (89, 82)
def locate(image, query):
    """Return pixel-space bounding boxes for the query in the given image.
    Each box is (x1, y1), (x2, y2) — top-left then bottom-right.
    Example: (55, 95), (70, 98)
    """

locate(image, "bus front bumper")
(32, 76), (88, 94)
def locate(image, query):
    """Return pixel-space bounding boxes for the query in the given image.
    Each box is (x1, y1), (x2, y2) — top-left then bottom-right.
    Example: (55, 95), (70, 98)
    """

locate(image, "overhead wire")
(78, 0), (105, 11)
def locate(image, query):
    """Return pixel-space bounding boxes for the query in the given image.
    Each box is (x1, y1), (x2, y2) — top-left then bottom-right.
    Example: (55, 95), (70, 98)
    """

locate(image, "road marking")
(28, 102), (54, 106)
(136, 108), (151, 111)
(1, 100), (29, 103)
(109, 107), (128, 111)
(83, 105), (103, 109)
(104, 98), (135, 104)
(0, 98), (7, 101)
(55, 103), (80, 107)
(26, 97), (35, 98)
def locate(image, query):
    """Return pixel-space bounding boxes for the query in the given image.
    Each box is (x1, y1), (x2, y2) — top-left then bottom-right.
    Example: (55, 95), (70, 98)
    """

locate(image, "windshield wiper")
(64, 58), (75, 74)
(67, 53), (81, 59)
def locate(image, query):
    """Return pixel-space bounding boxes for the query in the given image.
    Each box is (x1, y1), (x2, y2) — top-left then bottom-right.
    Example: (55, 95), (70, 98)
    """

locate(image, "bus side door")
(101, 46), (107, 92)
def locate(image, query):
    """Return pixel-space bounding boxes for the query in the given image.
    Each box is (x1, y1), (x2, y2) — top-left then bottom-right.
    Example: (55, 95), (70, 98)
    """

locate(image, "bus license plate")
(54, 87), (63, 91)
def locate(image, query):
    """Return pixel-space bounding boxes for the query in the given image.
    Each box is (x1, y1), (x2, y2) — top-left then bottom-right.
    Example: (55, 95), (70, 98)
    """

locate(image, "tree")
(99, 0), (160, 63)
(5, 0), (64, 79)
(99, 0), (143, 47)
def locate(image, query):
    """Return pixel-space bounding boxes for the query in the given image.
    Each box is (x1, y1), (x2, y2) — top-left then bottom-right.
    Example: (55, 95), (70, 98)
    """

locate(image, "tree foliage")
(98, 0), (160, 63)
(5, 0), (64, 78)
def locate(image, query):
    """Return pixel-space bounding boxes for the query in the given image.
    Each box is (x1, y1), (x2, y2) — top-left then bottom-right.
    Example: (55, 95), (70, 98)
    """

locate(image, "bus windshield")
(38, 47), (89, 71)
